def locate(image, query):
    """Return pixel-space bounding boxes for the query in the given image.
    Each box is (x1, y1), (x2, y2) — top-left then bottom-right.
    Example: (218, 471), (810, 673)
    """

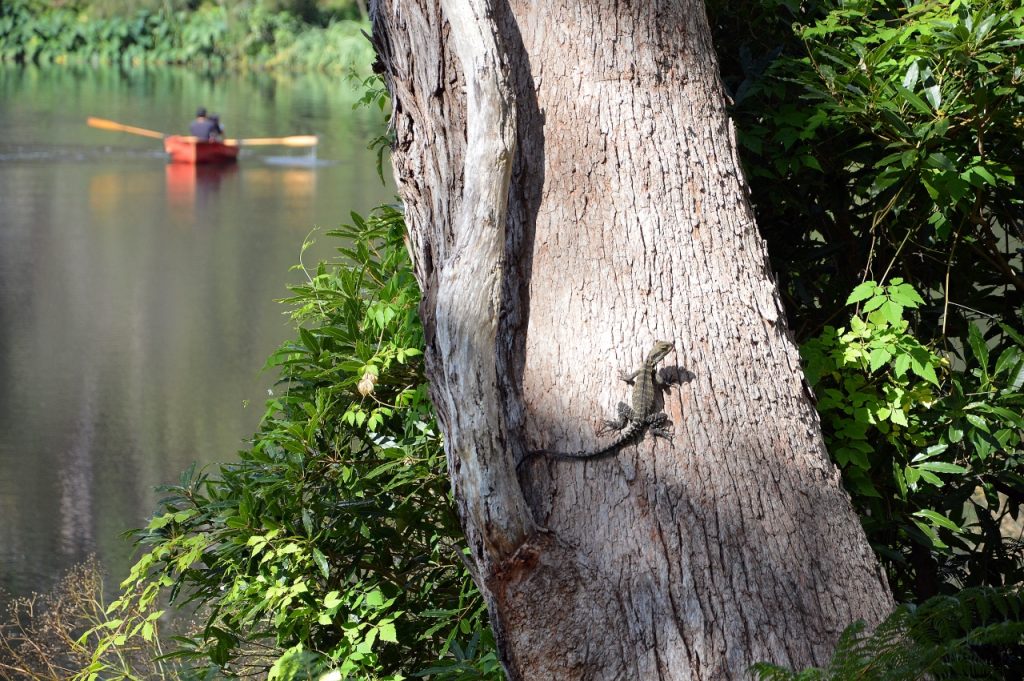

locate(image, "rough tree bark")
(371, 1), (894, 678)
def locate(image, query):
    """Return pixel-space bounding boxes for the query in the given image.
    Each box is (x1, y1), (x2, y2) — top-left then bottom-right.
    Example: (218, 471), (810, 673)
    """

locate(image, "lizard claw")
(650, 427), (673, 441)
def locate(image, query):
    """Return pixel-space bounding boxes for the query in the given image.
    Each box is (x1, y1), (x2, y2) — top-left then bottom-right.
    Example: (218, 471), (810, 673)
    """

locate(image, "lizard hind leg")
(600, 401), (635, 434)
(647, 412), (673, 440)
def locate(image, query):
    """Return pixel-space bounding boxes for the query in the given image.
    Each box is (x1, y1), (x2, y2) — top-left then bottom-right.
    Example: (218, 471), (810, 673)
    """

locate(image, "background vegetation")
(2, 0), (1022, 678)
(710, 0), (1024, 607)
(709, 0), (1024, 675)
(0, 0), (373, 73)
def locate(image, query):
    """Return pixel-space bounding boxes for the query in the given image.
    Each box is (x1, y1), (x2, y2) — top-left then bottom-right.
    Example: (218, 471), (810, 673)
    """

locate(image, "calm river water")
(0, 66), (393, 600)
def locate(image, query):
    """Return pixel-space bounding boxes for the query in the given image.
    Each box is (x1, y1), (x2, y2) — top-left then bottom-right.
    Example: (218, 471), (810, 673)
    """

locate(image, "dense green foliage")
(0, 0), (373, 73)
(715, 0), (1023, 337)
(709, 0), (1024, 604)
(803, 282), (1024, 599)
(80, 210), (501, 680)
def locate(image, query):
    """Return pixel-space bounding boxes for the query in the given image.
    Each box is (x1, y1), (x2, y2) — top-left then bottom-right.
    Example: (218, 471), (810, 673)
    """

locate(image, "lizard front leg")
(619, 367), (642, 384)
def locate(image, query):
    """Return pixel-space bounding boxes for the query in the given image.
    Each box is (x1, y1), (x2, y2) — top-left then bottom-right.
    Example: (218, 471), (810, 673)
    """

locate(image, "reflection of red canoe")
(164, 135), (239, 164)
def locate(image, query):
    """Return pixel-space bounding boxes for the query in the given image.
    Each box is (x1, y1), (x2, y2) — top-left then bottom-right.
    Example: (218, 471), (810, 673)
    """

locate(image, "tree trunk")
(370, 1), (894, 678)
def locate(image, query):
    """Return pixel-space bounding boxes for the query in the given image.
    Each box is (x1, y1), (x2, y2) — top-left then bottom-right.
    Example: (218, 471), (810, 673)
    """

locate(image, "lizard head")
(647, 340), (674, 364)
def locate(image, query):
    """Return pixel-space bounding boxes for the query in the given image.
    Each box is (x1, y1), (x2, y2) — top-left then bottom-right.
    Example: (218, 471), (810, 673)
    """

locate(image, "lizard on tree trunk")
(523, 340), (675, 464)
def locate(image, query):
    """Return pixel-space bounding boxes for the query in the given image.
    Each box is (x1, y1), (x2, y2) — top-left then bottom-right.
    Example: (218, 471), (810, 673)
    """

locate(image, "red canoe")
(164, 135), (239, 164)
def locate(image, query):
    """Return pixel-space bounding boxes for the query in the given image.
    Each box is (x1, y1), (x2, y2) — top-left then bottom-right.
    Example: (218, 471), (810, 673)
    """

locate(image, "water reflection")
(58, 365), (98, 559)
(165, 163), (239, 223)
(0, 65), (393, 600)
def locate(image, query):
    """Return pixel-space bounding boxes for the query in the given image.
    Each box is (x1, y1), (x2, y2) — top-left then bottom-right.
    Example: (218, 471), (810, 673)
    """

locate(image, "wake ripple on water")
(0, 143), (167, 163)
(260, 154), (337, 168)
(0, 144), (340, 168)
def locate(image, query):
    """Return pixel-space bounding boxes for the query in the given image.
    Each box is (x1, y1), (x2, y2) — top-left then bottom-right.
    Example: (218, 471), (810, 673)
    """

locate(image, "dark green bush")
(710, 0), (1024, 601)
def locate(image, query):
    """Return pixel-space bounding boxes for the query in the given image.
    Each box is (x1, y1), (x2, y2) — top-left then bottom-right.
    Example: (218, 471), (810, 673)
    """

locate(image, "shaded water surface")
(0, 66), (392, 598)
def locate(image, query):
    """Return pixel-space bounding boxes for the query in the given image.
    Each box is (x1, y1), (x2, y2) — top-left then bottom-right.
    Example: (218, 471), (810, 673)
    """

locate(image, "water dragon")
(523, 340), (675, 464)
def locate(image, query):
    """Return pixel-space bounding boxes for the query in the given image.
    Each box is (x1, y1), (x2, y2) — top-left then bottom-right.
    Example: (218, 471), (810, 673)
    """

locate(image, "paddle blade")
(87, 117), (166, 140)
(229, 135), (319, 148)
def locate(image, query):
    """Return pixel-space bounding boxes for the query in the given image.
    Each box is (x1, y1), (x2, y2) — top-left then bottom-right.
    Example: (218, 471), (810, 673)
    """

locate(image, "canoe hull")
(164, 135), (239, 164)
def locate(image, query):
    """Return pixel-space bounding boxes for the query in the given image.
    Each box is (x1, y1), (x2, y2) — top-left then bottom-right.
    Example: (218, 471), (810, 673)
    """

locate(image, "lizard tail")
(520, 423), (642, 467)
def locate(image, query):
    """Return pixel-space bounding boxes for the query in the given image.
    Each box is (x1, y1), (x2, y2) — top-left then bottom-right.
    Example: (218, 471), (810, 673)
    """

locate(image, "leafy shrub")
(707, 0), (1024, 602)
(803, 280), (1024, 600)
(722, 0), (1024, 343)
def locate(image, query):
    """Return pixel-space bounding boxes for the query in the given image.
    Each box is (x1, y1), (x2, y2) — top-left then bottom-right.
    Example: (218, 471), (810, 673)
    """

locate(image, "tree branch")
(434, 0), (533, 559)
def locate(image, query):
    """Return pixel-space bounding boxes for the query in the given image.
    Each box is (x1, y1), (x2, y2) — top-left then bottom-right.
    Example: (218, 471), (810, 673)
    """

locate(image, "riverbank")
(0, 1), (373, 74)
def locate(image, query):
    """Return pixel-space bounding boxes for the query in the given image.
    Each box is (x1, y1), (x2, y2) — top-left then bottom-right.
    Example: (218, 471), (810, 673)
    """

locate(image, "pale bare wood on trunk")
(371, 1), (894, 679)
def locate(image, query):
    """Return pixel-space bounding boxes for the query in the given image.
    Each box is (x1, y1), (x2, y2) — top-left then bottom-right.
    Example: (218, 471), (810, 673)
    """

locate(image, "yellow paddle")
(86, 117), (166, 139)
(227, 135), (319, 148)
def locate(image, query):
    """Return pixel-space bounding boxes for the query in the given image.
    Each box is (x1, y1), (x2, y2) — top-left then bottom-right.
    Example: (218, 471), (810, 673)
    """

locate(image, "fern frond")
(752, 586), (1024, 681)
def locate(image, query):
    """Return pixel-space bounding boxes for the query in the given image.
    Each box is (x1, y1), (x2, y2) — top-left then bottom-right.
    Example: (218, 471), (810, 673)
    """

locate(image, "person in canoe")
(210, 114), (224, 139)
(189, 107), (223, 141)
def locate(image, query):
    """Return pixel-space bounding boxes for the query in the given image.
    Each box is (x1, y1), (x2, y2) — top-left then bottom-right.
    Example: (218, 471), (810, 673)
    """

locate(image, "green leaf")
(966, 164), (997, 187)
(881, 300), (904, 326)
(890, 408), (909, 427)
(893, 353), (912, 378)
(965, 413), (991, 433)
(895, 83), (932, 115)
(378, 621), (398, 643)
(299, 326), (320, 355)
(845, 467), (882, 498)
(968, 323), (989, 374)
(312, 548), (330, 579)
(925, 151), (956, 172)
(913, 509), (961, 532)
(147, 513), (173, 531)
(846, 281), (878, 305)
(912, 444), (949, 461)
(323, 591), (343, 610)
(909, 350), (939, 385)
(968, 429), (993, 460)
(887, 282), (925, 308)
(914, 461), (968, 474)
(869, 347), (892, 373)
(863, 295), (886, 313)
(893, 461), (908, 500)
(902, 60), (920, 89)
(994, 346), (1021, 378)
(911, 520), (949, 549)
